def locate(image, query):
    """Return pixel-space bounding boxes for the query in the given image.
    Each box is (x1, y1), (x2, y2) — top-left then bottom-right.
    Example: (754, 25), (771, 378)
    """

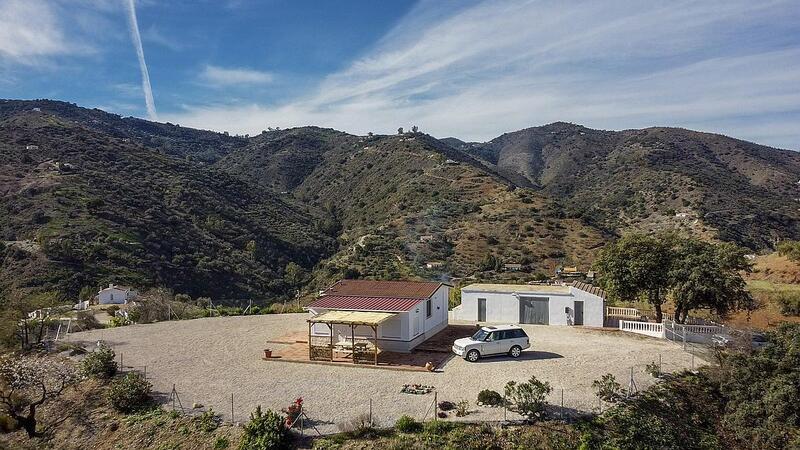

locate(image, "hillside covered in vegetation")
(2, 99), (800, 306)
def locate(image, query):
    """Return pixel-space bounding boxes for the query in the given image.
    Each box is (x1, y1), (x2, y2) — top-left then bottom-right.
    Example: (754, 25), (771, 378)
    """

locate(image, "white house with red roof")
(307, 279), (451, 353)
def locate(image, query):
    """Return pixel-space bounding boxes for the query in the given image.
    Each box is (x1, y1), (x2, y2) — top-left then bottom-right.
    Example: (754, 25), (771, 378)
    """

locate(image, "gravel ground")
(66, 314), (702, 434)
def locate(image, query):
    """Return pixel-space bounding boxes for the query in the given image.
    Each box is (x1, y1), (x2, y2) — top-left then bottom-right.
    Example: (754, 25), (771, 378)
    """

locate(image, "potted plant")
(283, 397), (303, 427)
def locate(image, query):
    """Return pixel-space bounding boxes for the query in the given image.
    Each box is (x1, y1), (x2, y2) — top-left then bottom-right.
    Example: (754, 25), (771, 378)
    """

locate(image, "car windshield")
(471, 329), (490, 341)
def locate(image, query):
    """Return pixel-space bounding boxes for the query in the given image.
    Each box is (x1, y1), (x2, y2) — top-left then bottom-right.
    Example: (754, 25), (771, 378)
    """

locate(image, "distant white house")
(25, 145), (38, 150)
(96, 284), (138, 305)
(452, 282), (605, 327)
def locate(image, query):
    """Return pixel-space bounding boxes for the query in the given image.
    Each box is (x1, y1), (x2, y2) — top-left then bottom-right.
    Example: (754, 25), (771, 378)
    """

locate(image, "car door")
(481, 331), (503, 355)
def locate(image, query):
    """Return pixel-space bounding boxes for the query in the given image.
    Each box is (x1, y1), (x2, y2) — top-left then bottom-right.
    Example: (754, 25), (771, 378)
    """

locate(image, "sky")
(1, 0), (799, 150)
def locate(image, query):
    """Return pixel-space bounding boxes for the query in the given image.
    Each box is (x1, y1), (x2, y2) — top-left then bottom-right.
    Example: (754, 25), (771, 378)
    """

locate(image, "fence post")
(231, 393), (234, 424)
(503, 393), (507, 422)
(120, 353), (123, 372)
(659, 354), (662, 374)
(560, 388), (564, 421)
(369, 398), (373, 426)
(434, 391), (438, 419)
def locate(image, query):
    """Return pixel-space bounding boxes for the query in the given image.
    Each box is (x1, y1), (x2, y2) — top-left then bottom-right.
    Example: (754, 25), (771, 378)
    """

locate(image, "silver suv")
(452, 325), (530, 362)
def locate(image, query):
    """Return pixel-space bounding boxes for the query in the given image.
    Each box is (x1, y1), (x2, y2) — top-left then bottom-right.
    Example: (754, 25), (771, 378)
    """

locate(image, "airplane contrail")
(124, 0), (158, 121)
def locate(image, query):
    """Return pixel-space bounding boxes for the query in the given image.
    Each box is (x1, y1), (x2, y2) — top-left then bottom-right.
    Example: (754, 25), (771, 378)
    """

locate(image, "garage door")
(519, 297), (549, 324)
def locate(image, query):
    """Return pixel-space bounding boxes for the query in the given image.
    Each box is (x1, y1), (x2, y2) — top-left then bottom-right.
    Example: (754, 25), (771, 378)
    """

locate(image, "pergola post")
(327, 323), (333, 361)
(371, 325), (378, 366)
(307, 321), (312, 360)
(351, 324), (356, 364)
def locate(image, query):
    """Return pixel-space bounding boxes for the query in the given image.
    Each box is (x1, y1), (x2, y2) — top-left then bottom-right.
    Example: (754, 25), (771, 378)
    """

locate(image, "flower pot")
(264, 349), (272, 359)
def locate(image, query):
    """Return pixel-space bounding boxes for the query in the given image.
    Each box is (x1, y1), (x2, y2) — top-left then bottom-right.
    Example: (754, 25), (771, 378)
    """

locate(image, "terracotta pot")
(264, 349), (272, 359)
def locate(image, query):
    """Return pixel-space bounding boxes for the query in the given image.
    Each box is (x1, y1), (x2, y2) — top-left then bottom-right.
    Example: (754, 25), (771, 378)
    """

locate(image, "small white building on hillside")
(452, 282), (605, 327)
(307, 279), (451, 353)
(96, 284), (138, 305)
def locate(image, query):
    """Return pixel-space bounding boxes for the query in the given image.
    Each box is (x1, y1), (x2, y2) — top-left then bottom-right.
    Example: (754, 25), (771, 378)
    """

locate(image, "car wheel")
(509, 345), (522, 358)
(466, 349), (480, 362)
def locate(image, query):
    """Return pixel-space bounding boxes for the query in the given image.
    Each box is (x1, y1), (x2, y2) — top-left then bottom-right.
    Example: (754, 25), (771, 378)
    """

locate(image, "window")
(426, 298), (432, 318)
(472, 329), (490, 341)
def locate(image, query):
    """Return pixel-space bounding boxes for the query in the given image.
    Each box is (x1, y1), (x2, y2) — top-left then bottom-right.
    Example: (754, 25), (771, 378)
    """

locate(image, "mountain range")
(2, 99), (799, 303)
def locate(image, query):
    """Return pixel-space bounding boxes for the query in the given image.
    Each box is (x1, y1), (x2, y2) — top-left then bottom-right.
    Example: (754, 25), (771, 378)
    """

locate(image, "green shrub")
(0, 414), (17, 432)
(477, 389), (503, 406)
(239, 406), (292, 450)
(107, 372), (152, 413)
(79, 344), (117, 378)
(423, 419), (455, 435)
(455, 400), (470, 417)
(504, 375), (552, 422)
(395, 415), (422, 433)
(213, 436), (230, 449)
(194, 408), (220, 432)
(108, 316), (132, 327)
(645, 361), (661, 378)
(106, 305), (120, 316)
(592, 374), (623, 403)
(776, 291), (800, 316)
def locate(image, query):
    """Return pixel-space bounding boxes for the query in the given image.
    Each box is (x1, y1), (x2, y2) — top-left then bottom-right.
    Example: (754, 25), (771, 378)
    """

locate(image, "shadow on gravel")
(472, 351), (564, 363)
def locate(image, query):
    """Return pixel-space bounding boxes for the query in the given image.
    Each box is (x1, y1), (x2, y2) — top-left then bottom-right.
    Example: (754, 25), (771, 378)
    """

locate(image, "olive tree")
(670, 240), (754, 322)
(0, 355), (78, 437)
(595, 232), (677, 322)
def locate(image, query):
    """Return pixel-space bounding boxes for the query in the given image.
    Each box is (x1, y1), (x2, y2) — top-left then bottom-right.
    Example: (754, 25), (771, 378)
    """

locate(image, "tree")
(670, 240), (754, 322)
(397, 127), (404, 135)
(78, 286), (95, 303)
(776, 240), (800, 261)
(594, 233), (677, 322)
(504, 375), (552, 422)
(245, 240), (257, 259)
(411, 125), (419, 133)
(284, 262), (306, 290)
(0, 356), (78, 437)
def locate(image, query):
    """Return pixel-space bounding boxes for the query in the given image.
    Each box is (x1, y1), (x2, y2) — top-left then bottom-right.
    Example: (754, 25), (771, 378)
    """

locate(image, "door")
(482, 331), (502, 355)
(574, 301), (584, 325)
(477, 298), (487, 322)
(519, 297), (549, 324)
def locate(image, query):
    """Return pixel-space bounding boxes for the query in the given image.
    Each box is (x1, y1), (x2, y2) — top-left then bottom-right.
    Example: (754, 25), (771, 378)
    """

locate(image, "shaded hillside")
(219, 131), (607, 283)
(0, 104), (333, 300)
(454, 123), (800, 249)
(0, 99), (244, 163)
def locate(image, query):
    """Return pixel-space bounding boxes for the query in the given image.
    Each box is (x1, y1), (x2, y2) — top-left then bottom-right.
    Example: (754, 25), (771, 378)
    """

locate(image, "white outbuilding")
(452, 282), (605, 327)
(307, 279), (451, 354)
(96, 284), (138, 305)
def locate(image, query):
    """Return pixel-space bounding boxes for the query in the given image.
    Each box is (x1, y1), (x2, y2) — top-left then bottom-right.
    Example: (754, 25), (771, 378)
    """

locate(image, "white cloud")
(199, 65), (274, 86)
(142, 25), (183, 51)
(0, 0), (71, 62)
(164, 0), (800, 150)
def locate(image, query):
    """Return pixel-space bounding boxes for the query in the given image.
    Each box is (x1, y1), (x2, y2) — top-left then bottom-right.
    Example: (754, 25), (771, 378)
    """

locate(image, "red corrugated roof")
(324, 279), (444, 299)
(308, 295), (424, 312)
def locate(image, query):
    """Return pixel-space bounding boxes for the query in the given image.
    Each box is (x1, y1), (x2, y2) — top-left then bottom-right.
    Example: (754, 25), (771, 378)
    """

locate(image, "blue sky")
(1, 0), (799, 150)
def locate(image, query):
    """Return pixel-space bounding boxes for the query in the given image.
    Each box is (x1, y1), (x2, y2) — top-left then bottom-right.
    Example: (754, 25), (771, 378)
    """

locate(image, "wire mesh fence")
(101, 350), (706, 436)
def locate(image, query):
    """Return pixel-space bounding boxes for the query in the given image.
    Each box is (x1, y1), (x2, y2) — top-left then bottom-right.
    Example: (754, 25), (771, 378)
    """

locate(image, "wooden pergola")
(307, 311), (395, 365)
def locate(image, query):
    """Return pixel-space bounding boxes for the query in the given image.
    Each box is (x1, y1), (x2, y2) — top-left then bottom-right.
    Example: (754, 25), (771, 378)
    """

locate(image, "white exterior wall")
(98, 288), (137, 305)
(568, 286), (605, 327)
(307, 285), (450, 352)
(455, 286), (604, 327)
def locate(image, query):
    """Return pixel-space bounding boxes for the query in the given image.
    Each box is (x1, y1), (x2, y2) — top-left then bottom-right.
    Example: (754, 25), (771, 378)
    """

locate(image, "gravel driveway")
(66, 314), (701, 433)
